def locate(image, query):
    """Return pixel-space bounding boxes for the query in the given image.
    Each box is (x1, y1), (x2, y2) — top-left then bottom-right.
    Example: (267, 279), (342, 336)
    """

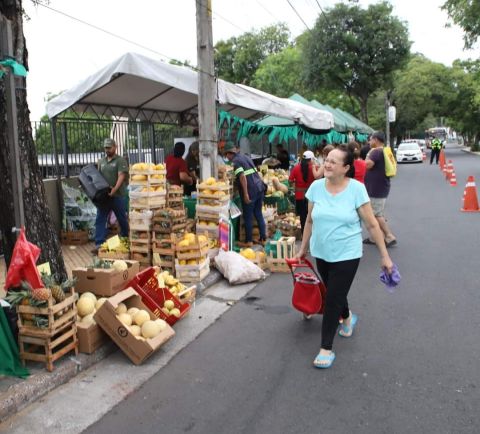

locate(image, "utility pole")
(385, 92), (390, 147)
(196, 0), (217, 180)
(0, 16), (25, 232)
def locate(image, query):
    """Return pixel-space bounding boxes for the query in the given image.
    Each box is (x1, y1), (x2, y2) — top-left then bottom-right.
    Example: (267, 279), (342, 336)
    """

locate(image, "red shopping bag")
(4, 227), (43, 290)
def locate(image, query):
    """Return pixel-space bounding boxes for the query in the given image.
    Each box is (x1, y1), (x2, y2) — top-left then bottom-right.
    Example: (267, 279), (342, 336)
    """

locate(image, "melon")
(170, 308), (181, 318)
(77, 297), (95, 317)
(133, 309), (150, 326)
(117, 313), (132, 327)
(141, 320), (161, 339)
(164, 299), (175, 311)
(129, 324), (141, 336)
(95, 297), (108, 310)
(115, 302), (127, 315)
(127, 307), (139, 317)
(154, 319), (167, 331)
(112, 260), (128, 272)
(80, 292), (97, 302)
(81, 313), (96, 325)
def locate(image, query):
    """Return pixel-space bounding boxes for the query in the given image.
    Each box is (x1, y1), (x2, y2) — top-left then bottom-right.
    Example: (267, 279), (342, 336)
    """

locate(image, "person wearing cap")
(224, 142), (266, 246)
(364, 131), (397, 247)
(289, 149), (323, 233)
(94, 138), (129, 250)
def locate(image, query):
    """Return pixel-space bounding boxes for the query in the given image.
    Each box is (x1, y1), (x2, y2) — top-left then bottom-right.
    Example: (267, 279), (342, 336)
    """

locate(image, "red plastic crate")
(128, 267), (190, 326)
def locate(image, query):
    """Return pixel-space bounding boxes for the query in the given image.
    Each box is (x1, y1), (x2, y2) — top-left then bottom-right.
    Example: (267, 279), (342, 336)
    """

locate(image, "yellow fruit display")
(202, 189), (213, 196)
(115, 303), (127, 315)
(184, 233), (196, 243)
(187, 259), (197, 265)
(205, 177), (216, 185)
(178, 239), (190, 247)
(133, 310), (150, 326)
(179, 260), (187, 265)
(240, 248), (256, 260)
(132, 174), (147, 181)
(155, 163), (165, 170)
(132, 163), (146, 170)
(208, 222), (217, 227)
(198, 235), (207, 243)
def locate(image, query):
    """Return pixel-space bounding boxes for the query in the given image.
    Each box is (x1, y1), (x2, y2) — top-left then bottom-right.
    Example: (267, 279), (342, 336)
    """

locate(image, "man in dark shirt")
(224, 141), (266, 247)
(364, 131), (397, 247)
(95, 138), (129, 250)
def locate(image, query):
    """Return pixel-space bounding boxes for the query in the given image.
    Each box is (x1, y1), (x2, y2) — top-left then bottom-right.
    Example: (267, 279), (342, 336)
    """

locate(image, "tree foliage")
(442, 0), (480, 48)
(302, 1), (411, 123)
(390, 55), (456, 139)
(214, 23), (291, 85)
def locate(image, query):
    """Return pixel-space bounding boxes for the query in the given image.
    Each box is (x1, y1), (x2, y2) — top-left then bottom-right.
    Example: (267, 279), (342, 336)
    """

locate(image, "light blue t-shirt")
(305, 178), (370, 262)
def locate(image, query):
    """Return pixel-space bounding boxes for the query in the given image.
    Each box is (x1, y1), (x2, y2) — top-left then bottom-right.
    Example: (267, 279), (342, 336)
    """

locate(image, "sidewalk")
(0, 268), (225, 423)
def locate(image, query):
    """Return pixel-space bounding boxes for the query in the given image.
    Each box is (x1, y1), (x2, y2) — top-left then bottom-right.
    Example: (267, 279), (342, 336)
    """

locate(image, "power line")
(35, 2), (217, 78)
(286, 0), (311, 31)
(254, 0), (280, 22)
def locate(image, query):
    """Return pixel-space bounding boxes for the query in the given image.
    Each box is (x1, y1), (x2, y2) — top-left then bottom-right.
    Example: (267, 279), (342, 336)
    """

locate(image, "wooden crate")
(266, 237), (296, 272)
(17, 288), (77, 336)
(152, 252), (175, 275)
(153, 209), (187, 233)
(130, 250), (152, 265)
(176, 245), (209, 260)
(60, 230), (89, 245)
(175, 258), (210, 283)
(18, 322), (78, 372)
(152, 233), (177, 255)
(175, 235), (208, 254)
(178, 285), (196, 304)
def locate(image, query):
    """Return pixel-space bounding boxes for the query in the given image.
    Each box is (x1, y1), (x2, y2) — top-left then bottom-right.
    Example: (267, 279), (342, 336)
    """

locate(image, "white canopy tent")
(46, 52), (334, 131)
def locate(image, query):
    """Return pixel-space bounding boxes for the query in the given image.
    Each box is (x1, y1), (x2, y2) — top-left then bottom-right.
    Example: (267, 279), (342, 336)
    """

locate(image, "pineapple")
(50, 284), (65, 303)
(31, 287), (52, 302)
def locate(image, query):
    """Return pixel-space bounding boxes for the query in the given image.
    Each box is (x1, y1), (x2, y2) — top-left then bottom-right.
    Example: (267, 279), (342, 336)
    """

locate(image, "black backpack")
(79, 164), (111, 206)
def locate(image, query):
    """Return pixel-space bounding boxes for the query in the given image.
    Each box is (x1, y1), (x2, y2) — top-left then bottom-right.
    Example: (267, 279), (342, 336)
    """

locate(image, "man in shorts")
(363, 131), (397, 247)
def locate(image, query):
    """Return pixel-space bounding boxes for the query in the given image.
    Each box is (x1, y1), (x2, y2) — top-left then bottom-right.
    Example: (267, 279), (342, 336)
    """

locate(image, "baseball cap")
(104, 138), (115, 148)
(223, 141), (237, 154)
(303, 150), (315, 159)
(370, 131), (385, 143)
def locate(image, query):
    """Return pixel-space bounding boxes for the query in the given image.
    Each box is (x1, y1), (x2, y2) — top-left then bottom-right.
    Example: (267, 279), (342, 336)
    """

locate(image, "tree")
(442, 0), (480, 49)
(0, 1), (67, 279)
(214, 23), (291, 85)
(447, 60), (480, 147)
(390, 55), (456, 140)
(302, 1), (411, 123)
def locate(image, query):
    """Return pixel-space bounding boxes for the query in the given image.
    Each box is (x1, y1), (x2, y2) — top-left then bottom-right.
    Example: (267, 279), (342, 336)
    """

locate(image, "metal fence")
(33, 119), (194, 179)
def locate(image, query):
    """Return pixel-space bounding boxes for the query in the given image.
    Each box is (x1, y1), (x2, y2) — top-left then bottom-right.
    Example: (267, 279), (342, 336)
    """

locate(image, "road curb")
(0, 269), (225, 424)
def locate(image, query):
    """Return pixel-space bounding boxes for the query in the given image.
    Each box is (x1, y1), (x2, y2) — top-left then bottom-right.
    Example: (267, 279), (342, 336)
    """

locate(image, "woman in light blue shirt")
(296, 146), (394, 369)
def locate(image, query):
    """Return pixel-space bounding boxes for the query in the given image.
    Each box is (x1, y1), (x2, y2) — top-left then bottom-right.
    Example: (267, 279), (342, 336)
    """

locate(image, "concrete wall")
(43, 177), (80, 233)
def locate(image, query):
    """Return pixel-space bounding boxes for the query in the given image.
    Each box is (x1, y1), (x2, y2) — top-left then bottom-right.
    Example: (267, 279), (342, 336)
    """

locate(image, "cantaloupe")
(133, 309), (150, 326)
(80, 292), (97, 302)
(141, 320), (161, 339)
(117, 313), (132, 326)
(77, 297), (95, 317)
(115, 302), (127, 315)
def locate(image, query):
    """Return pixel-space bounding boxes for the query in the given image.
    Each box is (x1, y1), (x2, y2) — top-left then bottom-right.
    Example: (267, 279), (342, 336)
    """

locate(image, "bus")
(425, 127), (448, 148)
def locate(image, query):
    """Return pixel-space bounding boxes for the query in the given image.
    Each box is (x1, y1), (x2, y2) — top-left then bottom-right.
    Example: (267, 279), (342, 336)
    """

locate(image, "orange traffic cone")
(445, 160), (453, 180)
(450, 167), (457, 186)
(461, 176), (480, 212)
(439, 149), (446, 170)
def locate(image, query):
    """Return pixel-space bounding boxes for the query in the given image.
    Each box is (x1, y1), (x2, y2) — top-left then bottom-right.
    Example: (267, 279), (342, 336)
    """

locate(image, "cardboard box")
(76, 321), (109, 354)
(72, 260), (140, 297)
(94, 288), (175, 365)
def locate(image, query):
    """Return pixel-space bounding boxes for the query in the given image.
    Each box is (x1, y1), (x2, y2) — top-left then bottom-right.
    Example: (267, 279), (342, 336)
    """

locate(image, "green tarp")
(0, 307), (29, 378)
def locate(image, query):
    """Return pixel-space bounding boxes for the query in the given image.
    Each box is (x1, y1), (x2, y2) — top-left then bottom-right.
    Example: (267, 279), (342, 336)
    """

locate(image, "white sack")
(214, 250), (266, 285)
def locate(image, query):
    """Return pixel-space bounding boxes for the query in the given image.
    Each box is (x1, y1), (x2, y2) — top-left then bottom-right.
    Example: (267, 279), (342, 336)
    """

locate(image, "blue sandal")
(339, 313), (358, 337)
(313, 352), (335, 369)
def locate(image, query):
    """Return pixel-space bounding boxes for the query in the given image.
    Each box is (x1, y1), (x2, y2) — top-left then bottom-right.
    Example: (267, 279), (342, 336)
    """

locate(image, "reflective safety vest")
(232, 153), (264, 198)
(431, 139), (442, 149)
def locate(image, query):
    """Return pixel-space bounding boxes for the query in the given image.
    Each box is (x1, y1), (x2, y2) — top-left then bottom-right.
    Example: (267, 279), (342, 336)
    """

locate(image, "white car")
(396, 142), (423, 163)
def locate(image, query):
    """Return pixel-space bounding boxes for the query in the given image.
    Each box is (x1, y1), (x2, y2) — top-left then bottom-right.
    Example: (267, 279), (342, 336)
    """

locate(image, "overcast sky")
(23, 0), (477, 121)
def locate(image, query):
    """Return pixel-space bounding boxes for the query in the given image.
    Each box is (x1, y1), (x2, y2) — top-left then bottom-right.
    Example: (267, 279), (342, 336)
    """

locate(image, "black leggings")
(315, 257), (361, 351)
(295, 199), (308, 234)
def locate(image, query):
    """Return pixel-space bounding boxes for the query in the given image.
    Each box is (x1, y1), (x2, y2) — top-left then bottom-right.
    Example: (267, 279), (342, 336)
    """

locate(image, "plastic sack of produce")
(214, 250), (266, 285)
(4, 227), (43, 290)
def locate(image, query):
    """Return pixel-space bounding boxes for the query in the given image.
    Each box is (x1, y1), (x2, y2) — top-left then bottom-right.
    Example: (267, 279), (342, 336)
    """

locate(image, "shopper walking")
(296, 146), (394, 368)
(430, 137), (442, 165)
(289, 150), (322, 233)
(348, 141), (367, 183)
(224, 141), (266, 247)
(94, 138), (129, 251)
(363, 131), (397, 247)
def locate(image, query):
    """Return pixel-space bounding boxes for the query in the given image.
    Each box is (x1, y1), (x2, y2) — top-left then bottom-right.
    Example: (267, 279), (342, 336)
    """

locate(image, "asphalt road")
(85, 145), (480, 434)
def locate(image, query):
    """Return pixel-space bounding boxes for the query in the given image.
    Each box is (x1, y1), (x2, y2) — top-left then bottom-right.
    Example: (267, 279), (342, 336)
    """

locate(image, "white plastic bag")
(214, 250), (266, 285)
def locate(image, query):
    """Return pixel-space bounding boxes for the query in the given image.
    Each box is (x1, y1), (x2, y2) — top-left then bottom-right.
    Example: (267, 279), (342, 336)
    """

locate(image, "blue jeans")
(242, 193), (266, 243)
(95, 196), (129, 247)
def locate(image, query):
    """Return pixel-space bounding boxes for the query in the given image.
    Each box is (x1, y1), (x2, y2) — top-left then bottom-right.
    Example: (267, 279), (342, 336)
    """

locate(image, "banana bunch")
(100, 237), (130, 252)
(156, 270), (187, 296)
